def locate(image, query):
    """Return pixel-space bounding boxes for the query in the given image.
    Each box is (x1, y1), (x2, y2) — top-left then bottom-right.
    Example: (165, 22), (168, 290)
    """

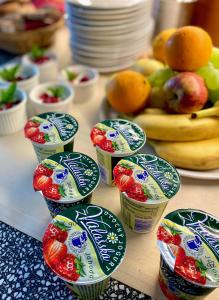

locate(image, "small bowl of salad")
(0, 83), (27, 135)
(60, 65), (99, 103)
(0, 63), (39, 94)
(29, 82), (74, 114)
(22, 45), (58, 83)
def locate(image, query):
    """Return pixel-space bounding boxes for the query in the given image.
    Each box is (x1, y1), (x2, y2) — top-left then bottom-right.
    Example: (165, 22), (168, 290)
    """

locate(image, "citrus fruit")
(152, 28), (177, 63)
(165, 26), (213, 71)
(106, 70), (151, 114)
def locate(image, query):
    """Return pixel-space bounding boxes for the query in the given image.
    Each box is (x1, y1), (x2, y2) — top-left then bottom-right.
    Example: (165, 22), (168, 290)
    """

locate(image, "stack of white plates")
(66, 0), (154, 72)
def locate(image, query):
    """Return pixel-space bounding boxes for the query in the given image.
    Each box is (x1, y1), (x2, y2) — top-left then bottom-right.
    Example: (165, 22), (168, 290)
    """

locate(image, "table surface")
(0, 27), (219, 300)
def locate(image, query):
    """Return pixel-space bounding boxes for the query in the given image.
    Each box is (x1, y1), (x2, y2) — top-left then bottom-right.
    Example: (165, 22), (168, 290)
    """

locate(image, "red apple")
(164, 72), (208, 113)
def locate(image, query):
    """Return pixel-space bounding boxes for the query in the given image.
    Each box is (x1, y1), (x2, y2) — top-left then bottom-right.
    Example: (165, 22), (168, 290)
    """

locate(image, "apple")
(164, 72), (208, 113)
(131, 58), (164, 77)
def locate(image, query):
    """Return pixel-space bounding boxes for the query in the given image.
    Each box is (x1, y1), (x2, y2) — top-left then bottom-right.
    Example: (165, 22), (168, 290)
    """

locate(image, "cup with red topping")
(60, 65), (99, 103)
(114, 154), (180, 233)
(42, 203), (126, 299)
(33, 152), (100, 217)
(157, 209), (219, 300)
(22, 46), (58, 83)
(24, 112), (78, 162)
(29, 82), (74, 115)
(0, 63), (39, 95)
(0, 83), (27, 135)
(90, 119), (146, 186)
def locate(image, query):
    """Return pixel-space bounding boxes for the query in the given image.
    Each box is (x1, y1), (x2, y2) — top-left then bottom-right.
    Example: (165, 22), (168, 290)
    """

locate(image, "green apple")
(131, 58), (164, 77)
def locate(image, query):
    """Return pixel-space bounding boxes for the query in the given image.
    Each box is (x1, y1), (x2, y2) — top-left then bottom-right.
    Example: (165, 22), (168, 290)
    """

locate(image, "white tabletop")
(0, 28), (219, 300)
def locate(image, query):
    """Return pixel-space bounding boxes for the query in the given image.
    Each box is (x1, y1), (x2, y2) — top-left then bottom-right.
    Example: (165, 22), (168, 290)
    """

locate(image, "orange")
(152, 28), (177, 63)
(165, 26), (213, 71)
(106, 70), (151, 114)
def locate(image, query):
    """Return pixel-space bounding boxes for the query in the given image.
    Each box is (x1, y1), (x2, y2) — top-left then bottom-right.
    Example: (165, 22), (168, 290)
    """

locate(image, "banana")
(134, 110), (219, 141)
(149, 137), (219, 170)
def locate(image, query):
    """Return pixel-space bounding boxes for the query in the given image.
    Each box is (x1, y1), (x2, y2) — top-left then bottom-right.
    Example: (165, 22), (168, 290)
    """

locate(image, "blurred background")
(0, 0), (218, 69)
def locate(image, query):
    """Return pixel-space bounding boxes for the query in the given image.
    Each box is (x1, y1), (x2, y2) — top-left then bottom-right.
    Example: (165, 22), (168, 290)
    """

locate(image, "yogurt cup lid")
(33, 152), (100, 203)
(90, 119), (146, 156)
(24, 112), (78, 147)
(114, 154), (180, 203)
(42, 204), (126, 285)
(157, 209), (219, 288)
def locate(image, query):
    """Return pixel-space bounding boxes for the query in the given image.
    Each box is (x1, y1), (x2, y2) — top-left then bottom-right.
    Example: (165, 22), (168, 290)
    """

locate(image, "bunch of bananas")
(134, 105), (219, 170)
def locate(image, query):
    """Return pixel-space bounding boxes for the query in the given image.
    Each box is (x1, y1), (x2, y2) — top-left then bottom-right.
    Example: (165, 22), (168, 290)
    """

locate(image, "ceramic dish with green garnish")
(29, 82), (74, 114)
(22, 45), (58, 83)
(0, 83), (27, 135)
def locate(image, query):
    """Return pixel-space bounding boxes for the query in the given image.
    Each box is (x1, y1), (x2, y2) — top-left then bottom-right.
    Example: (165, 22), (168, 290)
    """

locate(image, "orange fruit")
(106, 70), (151, 114)
(165, 26), (213, 71)
(152, 28), (177, 63)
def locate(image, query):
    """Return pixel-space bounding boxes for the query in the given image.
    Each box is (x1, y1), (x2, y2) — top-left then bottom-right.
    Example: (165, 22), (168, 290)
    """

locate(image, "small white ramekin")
(22, 52), (58, 83)
(60, 65), (99, 103)
(0, 63), (39, 95)
(29, 81), (75, 115)
(0, 84), (27, 135)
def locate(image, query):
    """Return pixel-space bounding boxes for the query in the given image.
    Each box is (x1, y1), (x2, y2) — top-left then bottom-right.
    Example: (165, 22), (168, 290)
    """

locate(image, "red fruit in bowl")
(80, 75), (90, 83)
(34, 164), (53, 177)
(113, 164), (133, 178)
(114, 173), (134, 192)
(33, 174), (52, 191)
(55, 254), (85, 282)
(164, 72), (208, 113)
(43, 184), (61, 201)
(43, 222), (69, 246)
(33, 56), (50, 64)
(43, 239), (67, 268)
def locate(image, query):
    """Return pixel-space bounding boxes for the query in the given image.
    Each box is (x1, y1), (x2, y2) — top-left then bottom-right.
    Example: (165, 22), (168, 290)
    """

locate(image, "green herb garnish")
(0, 83), (17, 108)
(47, 86), (65, 98)
(31, 45), (46, 60)
(65, 70), (78, 81)
(0, 64), (20, 81)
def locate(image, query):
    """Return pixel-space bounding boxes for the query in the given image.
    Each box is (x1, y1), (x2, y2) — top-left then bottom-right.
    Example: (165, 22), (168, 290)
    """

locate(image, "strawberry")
(24, 126), (39, 138)
(90, 127), (106, 146)
(31, 132), (46, 144)
(33, 174), (52, 191)
(114, 173), (135, 192)
(126, 182), (147, 202)
(34, 164), (53, 177)
(43, 239), (67, 268)
(175, 246), (186, 267)
(55, 254), (85, 282)
(113, 164), (133, 178)
(100, 139), (115, 153)
(42, 184), (62, 201)
(157, 225), (182, 245)
(175, 256), (207, 285)
(43, 222), (70, 246)
(25, 120), (40, 129)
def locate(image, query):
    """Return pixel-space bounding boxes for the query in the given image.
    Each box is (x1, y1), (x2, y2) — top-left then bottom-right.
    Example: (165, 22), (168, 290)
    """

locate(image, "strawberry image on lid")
(42, 204), (126, 286)
(90, 119), (146, 156)
(114, 154), (180, 203)
(157, 209), (219, 288)
(33, 152), (100, 203)
(24, 112), (78, 146)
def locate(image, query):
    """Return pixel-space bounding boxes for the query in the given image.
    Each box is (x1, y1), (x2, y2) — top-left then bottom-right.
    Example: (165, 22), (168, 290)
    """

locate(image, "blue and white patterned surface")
(0, 221), (153, 300)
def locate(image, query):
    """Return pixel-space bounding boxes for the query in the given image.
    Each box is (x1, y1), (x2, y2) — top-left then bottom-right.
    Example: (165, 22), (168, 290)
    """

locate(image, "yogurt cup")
(33, 152), (100, 217)
(157, 209), (219, 299)
(24, 112), (78, 162)
(42, 204), (126, 299)
(90, 119), (146, 186)
(114, 154), (180, 233)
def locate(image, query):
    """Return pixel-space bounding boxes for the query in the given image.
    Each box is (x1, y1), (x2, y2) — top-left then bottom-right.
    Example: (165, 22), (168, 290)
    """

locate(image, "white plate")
(67, 0), (149, 10)
(99, 100), (219, 180)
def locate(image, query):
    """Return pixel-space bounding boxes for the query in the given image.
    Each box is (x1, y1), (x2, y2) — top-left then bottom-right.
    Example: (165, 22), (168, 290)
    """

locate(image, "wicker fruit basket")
(0, 16), (63, 54)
